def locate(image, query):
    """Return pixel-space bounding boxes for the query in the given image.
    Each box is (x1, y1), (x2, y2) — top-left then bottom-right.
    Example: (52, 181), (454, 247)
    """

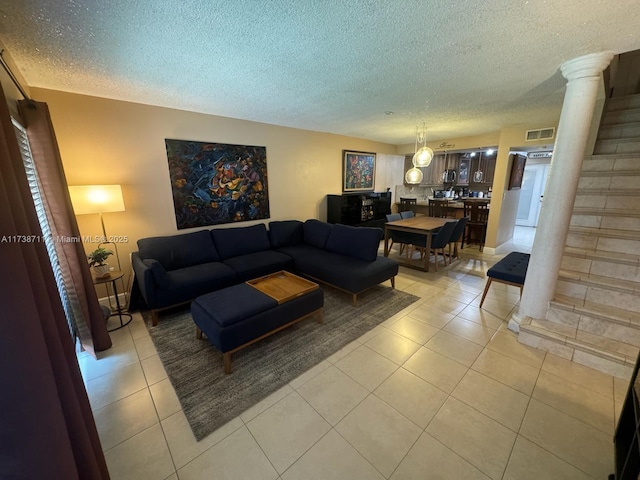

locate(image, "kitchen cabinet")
(327, 192), (391, 229)
(403, 153), (459, 186)
(467, 154), (496, 186)
(404, 152), (495, 187)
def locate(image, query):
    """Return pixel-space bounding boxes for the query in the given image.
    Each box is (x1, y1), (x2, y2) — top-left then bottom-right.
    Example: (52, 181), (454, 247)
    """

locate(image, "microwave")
(442, 169), (457, 183)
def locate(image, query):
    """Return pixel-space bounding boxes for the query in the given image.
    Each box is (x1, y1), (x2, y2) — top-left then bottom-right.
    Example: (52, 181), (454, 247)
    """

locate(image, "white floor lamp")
(69, 184), (128, 309)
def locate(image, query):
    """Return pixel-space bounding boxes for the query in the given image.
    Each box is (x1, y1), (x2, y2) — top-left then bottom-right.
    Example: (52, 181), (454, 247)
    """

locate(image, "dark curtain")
(0, 84), (110, 478)
(18, 99), (112, 355)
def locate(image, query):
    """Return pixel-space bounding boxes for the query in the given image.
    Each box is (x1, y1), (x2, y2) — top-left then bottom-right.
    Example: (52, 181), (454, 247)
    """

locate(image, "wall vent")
(525, 127), (555, 141)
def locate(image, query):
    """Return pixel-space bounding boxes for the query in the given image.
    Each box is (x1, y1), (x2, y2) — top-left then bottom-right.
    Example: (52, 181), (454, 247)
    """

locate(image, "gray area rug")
(144, 285), (419, 441)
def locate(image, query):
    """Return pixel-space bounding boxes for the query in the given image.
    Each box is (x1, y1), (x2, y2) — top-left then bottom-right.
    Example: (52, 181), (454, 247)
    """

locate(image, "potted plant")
(87, 247), (113, 278)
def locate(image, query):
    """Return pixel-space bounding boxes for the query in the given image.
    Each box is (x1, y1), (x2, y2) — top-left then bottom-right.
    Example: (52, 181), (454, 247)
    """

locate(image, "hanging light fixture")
(405, 166), (423, 184)
(411, 122), (433, 168)
(473, 151), (484, 183)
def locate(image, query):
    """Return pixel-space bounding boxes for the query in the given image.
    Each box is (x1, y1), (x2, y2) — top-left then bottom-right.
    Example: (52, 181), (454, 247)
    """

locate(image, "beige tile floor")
(78, 234), (625, 480)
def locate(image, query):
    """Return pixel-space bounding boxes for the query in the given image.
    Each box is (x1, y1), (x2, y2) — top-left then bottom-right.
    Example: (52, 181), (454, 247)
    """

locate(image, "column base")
(508, 310), (526, 333)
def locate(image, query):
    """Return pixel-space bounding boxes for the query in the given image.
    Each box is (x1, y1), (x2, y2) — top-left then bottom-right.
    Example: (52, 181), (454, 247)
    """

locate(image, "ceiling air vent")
(525, 127), (555, 141)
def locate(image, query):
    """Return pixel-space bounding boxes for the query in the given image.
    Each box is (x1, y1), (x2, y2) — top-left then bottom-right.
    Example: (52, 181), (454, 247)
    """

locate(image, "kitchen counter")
(396, 197), (490, 217)
(398, 197), (491, 207)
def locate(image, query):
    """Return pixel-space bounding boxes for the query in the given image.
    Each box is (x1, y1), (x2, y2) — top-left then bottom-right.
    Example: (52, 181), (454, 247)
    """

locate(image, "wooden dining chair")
(462, 201), (489, 251)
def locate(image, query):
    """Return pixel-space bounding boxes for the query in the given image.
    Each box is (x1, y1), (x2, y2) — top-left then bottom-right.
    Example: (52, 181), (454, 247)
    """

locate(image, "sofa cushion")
(166, 262), (237, 291)
(303, 219), (333, 249)
(291, 248), (398, 293)
(137, 230), (219, 270)
(223, 251), (294, 282)
(142, 259), (172, 289)
(325, 224), (383, 262)
(192, 284), (278, 328)
(269, 220), (304, 249)
(487, 252), (530, 285)
(211, 224), (271, 260)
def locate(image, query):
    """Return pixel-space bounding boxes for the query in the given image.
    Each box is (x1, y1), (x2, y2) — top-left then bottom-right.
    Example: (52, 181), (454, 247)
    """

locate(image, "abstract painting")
(342, 150), (376, 192)
(165, 139), (269, 229)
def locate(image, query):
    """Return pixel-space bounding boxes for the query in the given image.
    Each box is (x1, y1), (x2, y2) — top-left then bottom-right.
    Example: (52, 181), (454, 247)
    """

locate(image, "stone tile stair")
(519, 93), (640, 379)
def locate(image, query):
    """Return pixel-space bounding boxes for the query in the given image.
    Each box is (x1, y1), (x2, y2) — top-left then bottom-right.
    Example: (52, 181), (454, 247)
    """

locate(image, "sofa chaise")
(132, 219), (398, 324)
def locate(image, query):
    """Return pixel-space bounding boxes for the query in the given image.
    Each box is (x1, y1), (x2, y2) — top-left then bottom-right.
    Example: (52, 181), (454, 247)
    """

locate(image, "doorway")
(516, 163), (549, 227)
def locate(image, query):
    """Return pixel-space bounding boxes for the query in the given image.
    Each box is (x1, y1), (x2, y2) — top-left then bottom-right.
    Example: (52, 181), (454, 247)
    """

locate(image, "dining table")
(383, 215), (450, 272)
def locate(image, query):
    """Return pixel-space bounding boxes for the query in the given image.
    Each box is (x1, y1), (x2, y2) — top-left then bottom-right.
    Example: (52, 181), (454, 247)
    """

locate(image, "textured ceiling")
(1, 0), (639, 144)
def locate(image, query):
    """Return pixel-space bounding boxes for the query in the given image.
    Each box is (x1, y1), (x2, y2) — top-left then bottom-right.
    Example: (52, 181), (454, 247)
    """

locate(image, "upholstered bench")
(479, 252), (530, 307)
(191, 281), (324, 373)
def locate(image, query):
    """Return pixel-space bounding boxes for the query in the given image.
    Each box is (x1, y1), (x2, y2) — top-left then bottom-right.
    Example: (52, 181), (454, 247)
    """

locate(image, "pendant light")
(405, 167), (423, 184)
(441, 151), (449, 182)
(411, 123), (433, 168)
(473, 151), (484, 183)
(405, 123), (430, 184)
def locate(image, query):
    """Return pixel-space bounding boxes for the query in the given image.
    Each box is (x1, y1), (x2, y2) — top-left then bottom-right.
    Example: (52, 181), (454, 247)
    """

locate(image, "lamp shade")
(412, 146), (434, 167)
(404, 167), (423, 184)
(69, 185), (125, 214)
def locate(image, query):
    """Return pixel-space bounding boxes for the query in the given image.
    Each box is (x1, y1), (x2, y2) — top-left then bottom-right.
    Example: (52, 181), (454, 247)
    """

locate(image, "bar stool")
(399, 197), (417, 213)
(463, 201), (489, 251)
(428, 198), (450, 218)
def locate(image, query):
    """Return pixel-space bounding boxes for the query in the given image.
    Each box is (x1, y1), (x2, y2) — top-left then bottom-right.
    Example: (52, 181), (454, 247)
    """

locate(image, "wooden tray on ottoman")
(246, 271), (318, 304)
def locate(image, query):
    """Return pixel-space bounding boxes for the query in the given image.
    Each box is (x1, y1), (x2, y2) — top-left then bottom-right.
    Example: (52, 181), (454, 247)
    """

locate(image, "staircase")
(519, 93), (640, 379)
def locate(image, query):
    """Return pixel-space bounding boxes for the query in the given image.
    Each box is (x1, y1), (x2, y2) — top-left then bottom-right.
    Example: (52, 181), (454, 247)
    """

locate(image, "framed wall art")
(165, 139), (270, 229)
(508, 153), (527, 190)
(342, 150), (376, 192)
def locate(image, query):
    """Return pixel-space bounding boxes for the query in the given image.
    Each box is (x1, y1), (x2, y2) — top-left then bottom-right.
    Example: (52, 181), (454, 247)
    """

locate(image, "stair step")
(550, 297), (640, 329)
(555, 271), (640, 315)
(564, 246), (640, 266)
(519, 316), (635, 378)
(582, 153), (640, 173)
(568, 225), (640, 239)
(605, 94), (640, 112)
(572, 207), (640, 218)
(576, 190), (640, 197)
(600, 108), (640, 126)
(597, 121), (640, 140)
(577, 175), (640, 192)
(593, 137), (640, 155)
(566, 226), (640, 258)
(574, 193), (640, 213)
(570, 208), (640, 232)
(558, 270), (640, 295)
(580, 170), (640, 177)
(560, 249), (640, 282)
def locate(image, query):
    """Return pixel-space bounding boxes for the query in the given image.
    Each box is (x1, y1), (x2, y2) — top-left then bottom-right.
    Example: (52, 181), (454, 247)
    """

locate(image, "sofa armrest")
(131, 252), (158, 307)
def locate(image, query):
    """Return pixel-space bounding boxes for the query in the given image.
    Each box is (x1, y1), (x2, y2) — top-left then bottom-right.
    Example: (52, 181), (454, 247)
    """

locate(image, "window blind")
(12, 117), (78, 340)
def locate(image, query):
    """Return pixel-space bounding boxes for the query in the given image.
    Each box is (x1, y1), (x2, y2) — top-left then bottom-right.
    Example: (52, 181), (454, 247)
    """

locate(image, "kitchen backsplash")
(395, 184), (442, 200)
(395, 184), (492, 200)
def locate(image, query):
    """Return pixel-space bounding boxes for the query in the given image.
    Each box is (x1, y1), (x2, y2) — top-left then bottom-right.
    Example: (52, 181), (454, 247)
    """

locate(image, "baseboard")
(98, 292), (128, 309)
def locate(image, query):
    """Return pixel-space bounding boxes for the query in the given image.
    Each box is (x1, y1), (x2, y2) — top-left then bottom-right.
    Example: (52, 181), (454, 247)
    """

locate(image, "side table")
(93, 270), (133, 332)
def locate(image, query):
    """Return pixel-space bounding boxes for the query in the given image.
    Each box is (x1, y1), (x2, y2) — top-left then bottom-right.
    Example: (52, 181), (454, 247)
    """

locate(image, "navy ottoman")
(479, 252), (530, 307)
(191, 282), (324, 373)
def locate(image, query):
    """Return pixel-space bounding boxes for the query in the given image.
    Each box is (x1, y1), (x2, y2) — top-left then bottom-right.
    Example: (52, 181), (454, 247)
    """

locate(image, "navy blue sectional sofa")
(132, 219), (398, 324)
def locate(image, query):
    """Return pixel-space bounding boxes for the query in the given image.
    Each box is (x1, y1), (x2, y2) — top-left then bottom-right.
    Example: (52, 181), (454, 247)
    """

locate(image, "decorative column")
(509, 51), (614, 332)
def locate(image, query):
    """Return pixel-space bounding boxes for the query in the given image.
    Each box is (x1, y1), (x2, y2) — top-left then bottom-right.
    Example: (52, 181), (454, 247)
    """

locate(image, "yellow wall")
(31, 88), (397, 288)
